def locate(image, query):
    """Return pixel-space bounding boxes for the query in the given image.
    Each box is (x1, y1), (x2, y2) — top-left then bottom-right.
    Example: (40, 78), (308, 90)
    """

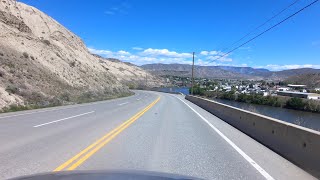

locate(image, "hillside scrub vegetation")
(0, 0), (163, 112)
(1, 89), (134, 113)
(285, 73), (320, 88)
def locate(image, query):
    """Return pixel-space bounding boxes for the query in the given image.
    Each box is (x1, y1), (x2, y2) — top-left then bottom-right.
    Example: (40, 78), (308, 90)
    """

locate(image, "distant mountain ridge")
(141, 63), (320, 80)
(141, 63), (251, 79)
(217, 66), (270, 75)
(285, 73), (320, 88)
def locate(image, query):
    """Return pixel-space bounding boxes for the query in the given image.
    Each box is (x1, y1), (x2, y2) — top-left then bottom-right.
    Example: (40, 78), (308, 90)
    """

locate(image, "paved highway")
(0, 91), (316, 179)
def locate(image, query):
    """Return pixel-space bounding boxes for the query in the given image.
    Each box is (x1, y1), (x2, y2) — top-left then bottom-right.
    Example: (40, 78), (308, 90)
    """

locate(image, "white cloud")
(90, 47), (234, 65)
(104, 11), (115, 15)
(89, 48), (131, 56)
(239, 46), (251, 50)
(88, 47), (194, 65)
(88, 47), (235, 65)
(141, 48), (193, 58)
(200, 50), (220, 56)
(111, 7), (119, 11)
(257, 64), (320, 71)
(132, 47), (143, 50)
(89, 47), (320, 70)
(104, 2), (130, 16)
(207, 55), (232, 62)
(196, 59), (216, 66)
(200, 51), (209, 56)
(201, 49), (232, 62)
(88, 48), (113, 56)
(117, 50), (130, 55)
(209, 51), (219, 55)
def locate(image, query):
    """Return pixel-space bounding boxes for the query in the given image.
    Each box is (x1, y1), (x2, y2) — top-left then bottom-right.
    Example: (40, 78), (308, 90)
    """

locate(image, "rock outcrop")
(0, 0), (162, 110)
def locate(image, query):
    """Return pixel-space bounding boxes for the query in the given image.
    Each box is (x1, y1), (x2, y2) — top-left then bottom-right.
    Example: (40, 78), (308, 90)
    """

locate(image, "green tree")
(279, 81), (287, 86)
(189, 85), (205, 96)
(221, 91), (236, 100)
(286, 97), (306, 110)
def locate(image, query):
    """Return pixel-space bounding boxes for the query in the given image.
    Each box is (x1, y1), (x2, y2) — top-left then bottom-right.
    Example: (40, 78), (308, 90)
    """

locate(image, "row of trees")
(189, 85), (205, 96)
(285, 97), (320, 112)
(190, 86), (320, 113)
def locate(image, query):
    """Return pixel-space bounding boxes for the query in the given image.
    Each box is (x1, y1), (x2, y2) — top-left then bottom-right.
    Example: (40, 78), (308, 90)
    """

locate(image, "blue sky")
(21, 0), (320, 70)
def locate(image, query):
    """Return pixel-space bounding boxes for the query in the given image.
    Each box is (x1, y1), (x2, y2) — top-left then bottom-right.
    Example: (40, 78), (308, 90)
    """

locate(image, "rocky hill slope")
(0, 0), (162, 110)
(266, 68), (320, 80)
(141, 63), (320, 80)
(216, 66), (270, 76)
(285, 73), (320, 88)
(141, 63), (250, 79)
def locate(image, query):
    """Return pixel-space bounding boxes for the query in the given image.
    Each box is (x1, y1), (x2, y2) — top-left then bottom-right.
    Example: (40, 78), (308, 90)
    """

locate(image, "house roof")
(287, 84), (306, 87)
(280, 91), (320, 97)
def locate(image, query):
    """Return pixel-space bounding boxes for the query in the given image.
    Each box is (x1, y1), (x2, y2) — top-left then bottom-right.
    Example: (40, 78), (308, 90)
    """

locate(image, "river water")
(157, 87), (320, 131)
(158, 87), (190, 95)
(214, 99), (320, 131)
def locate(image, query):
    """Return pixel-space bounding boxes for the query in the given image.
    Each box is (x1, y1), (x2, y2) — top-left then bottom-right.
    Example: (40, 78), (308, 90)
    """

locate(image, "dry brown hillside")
(0, 0), (162, 110)
(285, 73), (320, 88)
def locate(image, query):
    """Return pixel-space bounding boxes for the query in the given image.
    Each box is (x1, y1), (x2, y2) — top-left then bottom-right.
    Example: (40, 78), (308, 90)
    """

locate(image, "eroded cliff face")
(0, 0), (162, 109)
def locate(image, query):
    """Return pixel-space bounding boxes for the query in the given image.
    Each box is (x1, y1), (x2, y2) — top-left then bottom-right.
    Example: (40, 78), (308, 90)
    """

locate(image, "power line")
(191, 52), (195, 95)
(219, 0), (301, 54)
(204, 0), (319, 65)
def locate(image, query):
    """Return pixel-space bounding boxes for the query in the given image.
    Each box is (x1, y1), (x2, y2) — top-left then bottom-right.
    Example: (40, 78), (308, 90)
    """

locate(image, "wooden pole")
(191, 52), (195, 95)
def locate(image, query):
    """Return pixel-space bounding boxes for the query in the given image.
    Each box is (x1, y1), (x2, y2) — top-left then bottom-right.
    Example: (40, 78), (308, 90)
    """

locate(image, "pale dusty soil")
(0, 0), (163, 109)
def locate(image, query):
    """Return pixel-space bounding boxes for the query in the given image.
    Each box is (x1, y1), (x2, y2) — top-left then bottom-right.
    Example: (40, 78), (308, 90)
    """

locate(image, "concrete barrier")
(149, 89), (182, 95)
(186, 95), (320, 178)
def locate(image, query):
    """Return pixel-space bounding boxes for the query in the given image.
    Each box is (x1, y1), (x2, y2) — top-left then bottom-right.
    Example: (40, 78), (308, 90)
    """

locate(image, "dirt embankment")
(0, 0), (163, 111)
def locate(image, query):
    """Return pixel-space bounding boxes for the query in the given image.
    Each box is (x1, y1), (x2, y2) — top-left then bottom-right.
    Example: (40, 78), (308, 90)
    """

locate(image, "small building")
(287, 84), (307, 92)
(277, 91), (320, 100)
(223, 86), (232, 91)
(287, 84), (306, 88)
(309, 94), (320, 100)
(174, 81), (183, 86)
(278, 87), (290, 92)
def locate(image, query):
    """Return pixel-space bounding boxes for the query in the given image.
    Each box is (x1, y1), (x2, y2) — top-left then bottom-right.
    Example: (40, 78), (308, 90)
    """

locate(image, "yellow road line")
(53, 109), (143, 171)
(67, 98), (159, 170)
(54, 97), (160, 171)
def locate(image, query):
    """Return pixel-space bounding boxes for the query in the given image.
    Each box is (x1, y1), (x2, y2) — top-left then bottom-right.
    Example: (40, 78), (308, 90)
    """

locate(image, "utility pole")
(145, 74), (148, 88)
(191, 52), (195, 95)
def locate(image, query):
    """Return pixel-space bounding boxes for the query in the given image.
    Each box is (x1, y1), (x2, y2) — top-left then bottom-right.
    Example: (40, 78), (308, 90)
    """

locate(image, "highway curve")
(0, 91), (316, 179)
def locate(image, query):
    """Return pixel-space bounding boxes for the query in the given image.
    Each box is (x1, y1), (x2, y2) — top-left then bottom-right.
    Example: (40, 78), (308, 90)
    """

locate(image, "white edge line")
(33, 111), (95, 128)
(118, 102), (129, 106)
(0, 108), (65, 119)
(174, 96), (274, 180)
(0, 92), (143, 119)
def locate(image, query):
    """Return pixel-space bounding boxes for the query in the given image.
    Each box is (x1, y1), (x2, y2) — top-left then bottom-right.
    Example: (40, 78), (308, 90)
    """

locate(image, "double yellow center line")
(54, 97), (160, 171)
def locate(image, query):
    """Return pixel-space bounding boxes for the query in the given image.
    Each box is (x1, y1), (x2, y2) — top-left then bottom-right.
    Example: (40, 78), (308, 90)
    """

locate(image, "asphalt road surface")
(0, 91), (316, 179)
